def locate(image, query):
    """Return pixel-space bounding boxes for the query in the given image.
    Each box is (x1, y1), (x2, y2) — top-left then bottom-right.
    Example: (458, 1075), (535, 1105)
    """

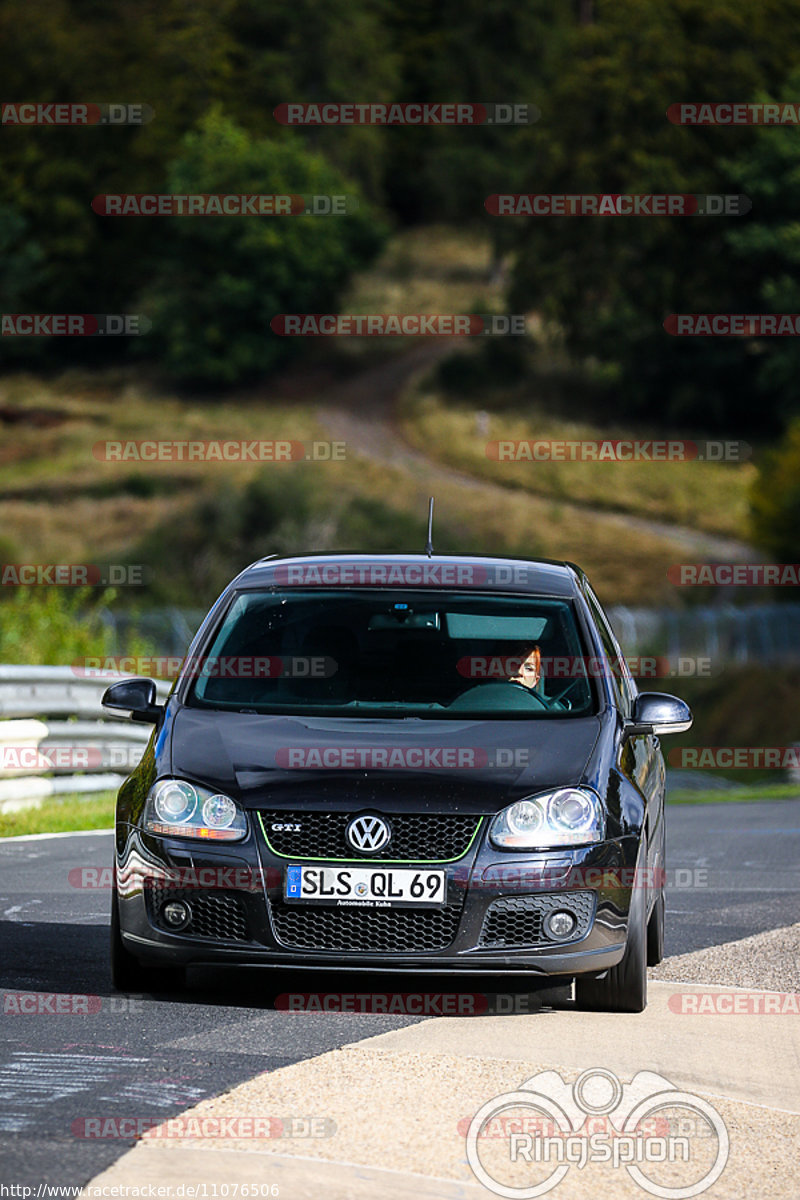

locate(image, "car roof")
(230, 553), (585, 598)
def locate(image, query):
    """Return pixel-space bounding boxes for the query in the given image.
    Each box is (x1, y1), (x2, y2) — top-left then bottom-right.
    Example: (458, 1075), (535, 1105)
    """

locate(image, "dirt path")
(316, 343), (759, 563)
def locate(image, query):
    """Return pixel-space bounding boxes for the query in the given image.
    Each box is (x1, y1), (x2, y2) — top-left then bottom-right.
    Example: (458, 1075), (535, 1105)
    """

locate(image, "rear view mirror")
(368, 609), (441, 631)
(102, 678), (163, 724)
(627, 692), (692, 736)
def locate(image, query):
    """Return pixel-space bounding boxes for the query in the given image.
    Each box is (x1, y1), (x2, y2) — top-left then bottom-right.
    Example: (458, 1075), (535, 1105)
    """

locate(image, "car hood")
(167, 708), (604, 815)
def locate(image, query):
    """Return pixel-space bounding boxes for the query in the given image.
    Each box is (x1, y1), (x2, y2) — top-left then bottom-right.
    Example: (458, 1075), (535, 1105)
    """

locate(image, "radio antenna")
(425, 496), (435, 557)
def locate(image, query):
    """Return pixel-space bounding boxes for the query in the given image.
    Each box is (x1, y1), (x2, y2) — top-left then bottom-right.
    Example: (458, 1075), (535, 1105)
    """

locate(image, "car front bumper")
(115, 821), (642, 977)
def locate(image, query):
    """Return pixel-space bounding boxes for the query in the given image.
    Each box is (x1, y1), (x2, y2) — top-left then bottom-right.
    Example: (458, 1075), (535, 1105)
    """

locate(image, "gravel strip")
(99, 926), (800, 1198)
(652, 922), (800, 991)
(138, 1049), (798, 1199)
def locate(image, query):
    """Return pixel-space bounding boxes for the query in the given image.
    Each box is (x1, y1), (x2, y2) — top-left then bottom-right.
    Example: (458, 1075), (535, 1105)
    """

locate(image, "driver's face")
(508, 651), (540, 689)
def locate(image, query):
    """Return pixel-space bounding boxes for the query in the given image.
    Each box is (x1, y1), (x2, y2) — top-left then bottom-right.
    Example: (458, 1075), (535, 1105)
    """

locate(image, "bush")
(134, 473), (315, 604)
(134, 473), (465, 605)
(0, 587), (150, 665)
(750, 419), (800, 559)
(140, 109), (387, 385)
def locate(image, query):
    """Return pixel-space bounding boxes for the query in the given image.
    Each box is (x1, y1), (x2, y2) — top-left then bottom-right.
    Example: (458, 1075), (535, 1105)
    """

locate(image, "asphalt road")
(0, 798), (798, 1189)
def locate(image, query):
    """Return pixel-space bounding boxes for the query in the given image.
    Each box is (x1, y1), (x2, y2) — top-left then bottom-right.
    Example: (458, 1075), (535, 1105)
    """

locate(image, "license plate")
(284, 864), (446, 907)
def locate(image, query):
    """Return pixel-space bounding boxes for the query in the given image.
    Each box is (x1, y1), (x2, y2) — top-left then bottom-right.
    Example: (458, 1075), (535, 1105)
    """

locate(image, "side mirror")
(102, 678), (163, 724)
(627, 692), (692, 736)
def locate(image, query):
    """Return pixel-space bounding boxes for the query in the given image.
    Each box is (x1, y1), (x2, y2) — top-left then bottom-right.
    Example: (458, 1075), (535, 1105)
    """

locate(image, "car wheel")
(646, 884), (665, 966)
(111, 887), (186, 994)
(574, 853), (648, 1013)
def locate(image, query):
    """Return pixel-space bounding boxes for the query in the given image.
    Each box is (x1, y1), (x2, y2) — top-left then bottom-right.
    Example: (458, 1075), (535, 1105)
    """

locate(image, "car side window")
(585, 587), (632, 718)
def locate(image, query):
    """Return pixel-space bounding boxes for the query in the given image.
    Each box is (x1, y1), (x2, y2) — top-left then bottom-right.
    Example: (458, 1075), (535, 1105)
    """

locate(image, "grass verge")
(667, 783), (800, 806)
(0, 791), (116, 838)
(397, 384), (756, 541)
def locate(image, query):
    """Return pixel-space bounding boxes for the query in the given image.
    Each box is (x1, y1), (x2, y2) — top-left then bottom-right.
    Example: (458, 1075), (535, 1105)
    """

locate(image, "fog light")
(161, 900), (191, 930)
(544, 910), (577, 940)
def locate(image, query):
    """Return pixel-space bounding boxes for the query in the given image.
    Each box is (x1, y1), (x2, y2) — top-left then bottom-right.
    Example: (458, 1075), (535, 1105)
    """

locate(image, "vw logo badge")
(346, 813), (392, 855)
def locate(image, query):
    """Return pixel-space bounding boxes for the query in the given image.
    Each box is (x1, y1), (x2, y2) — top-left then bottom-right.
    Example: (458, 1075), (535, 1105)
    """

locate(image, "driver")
(505, 643), (542, 691)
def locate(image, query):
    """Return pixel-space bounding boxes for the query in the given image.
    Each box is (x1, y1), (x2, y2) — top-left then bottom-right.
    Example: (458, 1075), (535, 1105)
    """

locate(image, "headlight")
(489, 788), (603, 850)
(144, 779), (247, 841)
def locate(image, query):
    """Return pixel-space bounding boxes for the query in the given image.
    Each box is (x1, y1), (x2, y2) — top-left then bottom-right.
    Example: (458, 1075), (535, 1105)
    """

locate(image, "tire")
(574, 849), (648, 1013)
(646, 885), (665, 966)
(110, 887), (186, 994)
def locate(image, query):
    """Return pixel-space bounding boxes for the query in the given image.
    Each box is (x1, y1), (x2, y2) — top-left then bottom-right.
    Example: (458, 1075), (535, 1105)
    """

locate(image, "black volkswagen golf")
(105, 553), (691, 1012)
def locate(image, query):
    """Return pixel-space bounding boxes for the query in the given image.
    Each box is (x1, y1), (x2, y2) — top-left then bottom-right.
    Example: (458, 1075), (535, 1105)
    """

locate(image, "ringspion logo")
(466, 1069), (728, 1197)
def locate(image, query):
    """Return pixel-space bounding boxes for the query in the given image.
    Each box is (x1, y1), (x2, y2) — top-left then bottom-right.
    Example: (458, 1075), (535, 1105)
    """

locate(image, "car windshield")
(185, 589), (598, 718)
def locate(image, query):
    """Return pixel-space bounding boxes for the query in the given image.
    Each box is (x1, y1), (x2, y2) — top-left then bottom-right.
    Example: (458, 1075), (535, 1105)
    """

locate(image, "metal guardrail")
(0, 666), (170, 813)
(608, 603), (800, 666)
(98, 603), (800, 668)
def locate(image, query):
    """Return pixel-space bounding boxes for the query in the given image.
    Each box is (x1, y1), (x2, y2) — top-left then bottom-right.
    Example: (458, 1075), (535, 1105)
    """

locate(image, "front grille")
(270, 901), (462, 953)
(260, 811), (481, 861)
(479, 892), (595, 949)
(148, 885), (249, 942)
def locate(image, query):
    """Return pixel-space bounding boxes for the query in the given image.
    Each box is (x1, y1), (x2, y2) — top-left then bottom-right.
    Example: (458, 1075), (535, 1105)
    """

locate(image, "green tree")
(0, 0), (239, 326)
(140, 109), (386, 383)
(507, 0), (800, 433)
(724, 67), (800, 430)
(223, 0), (400, 203)
(750, 420), (800, 559)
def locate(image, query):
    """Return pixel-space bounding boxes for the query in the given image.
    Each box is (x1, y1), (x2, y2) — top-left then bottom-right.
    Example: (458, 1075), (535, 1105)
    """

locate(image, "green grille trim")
(257, 811), (484, 863)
